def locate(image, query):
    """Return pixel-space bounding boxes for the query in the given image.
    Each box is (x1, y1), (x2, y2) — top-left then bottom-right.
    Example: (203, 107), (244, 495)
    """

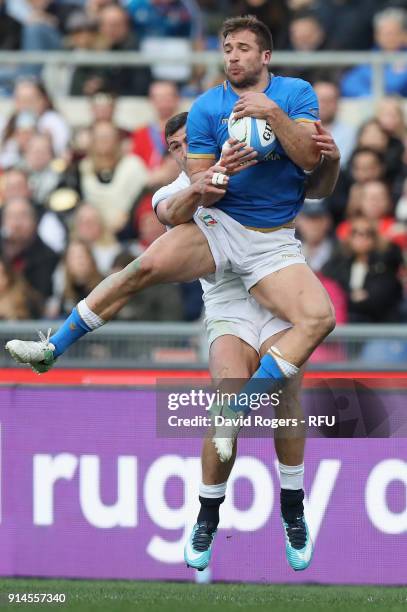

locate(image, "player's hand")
(220, 138), (258, 174)
(233, 92), (277, 120)
(312, 122), (340, 162)
(194, 164), (229, 204)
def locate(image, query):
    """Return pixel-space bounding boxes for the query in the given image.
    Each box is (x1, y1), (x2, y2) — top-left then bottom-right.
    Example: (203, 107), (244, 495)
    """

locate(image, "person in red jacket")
(131, 81), (180, 189)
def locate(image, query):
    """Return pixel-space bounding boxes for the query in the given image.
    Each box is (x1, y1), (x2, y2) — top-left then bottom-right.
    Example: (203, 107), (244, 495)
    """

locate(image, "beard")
(226, 65), (263, 89)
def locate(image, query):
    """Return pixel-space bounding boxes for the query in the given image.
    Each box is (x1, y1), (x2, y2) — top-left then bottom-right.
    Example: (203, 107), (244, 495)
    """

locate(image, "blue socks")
(50, 308), (92, 358)
(228, 349), (298, 415)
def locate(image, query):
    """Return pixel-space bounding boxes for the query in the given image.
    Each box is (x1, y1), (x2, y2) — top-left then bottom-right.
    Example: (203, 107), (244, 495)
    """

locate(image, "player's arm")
(305, 122), (341, 199)
(158, 142), (257, 224)
(187, 140), (257, 207)
(156, 165), (229, 226)
(233, 92), (321, 171)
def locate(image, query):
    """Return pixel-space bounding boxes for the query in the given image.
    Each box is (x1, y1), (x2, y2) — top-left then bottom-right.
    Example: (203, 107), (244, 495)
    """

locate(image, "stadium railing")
(0, 321), (406, 371)
(1, 50), (407, 102)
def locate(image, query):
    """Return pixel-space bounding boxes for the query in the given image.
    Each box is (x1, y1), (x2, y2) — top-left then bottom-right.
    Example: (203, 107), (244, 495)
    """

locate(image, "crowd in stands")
(0, 0), (406, 332)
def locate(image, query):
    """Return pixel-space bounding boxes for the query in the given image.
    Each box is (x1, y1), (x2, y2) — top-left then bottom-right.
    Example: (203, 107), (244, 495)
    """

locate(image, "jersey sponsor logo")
(263, 151), (281, 161)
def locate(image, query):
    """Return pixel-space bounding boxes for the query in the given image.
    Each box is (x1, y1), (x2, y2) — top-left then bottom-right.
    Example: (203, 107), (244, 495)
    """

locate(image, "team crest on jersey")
(200, 213), (218, 227)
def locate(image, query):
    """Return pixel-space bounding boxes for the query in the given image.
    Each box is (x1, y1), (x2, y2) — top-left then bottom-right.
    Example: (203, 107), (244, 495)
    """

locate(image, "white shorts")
(194, 206), (306, 291)
(201, 271), (291, 354)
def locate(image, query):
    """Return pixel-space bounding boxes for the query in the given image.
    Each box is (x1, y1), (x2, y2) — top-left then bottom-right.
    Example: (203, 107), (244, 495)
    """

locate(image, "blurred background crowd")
(0, 0), (406, 330)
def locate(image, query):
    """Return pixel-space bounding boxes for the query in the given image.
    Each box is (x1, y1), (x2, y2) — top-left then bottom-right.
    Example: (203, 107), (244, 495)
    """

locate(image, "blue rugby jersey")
(187, 76), (319, 228)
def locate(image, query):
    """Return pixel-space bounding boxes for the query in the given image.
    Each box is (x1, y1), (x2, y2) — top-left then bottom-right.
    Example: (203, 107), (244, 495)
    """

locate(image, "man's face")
(3, 170), (30, 201)
(297, 213), (330, 247)
(3, 199), (37, 245)
(99, 7), (129, 46)
(223, 29), (270, 89)
(150, 82), (180, 121)
(375, 18), (406, 52)
(352, 152), (383, 184)
(314, 82), (338, 124)
(290, 17), (324, 51)
(167, 126), (187, 172)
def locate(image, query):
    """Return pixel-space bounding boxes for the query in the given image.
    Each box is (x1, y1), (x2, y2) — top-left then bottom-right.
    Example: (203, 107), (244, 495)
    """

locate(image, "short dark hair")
(350, 147), (385, 166)
(221, 15), (273, 53)
(165, 112), (188, 143)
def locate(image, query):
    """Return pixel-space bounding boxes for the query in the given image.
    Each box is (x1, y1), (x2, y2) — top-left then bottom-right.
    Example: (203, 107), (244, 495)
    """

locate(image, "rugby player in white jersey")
(153, 112), (340, 572)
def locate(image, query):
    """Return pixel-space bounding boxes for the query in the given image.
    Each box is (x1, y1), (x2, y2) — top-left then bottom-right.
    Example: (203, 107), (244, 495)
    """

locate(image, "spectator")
(296, 200), (336, 272)
(284, 11), (327, 82)
(85, 0), (113, 20)
(376, 96), (406, 141)
(326, 148), (386, 226)
(60, 120), (148, 233)
(23, 133), (61, 204)
(16, 0), (62, 57)
(356, 118), (404, 186)
(131, 81), (180, 188)
(336, 180), (394, 238)
(0, 111), (37, 169)
(11, 79), (71, 157)
(66, 10), (101, 96)
(0, 0), (22, 94)
(80, 3), (151, 96)
(323, 216), (403, 323)
(71, 202), (121, 274)
(126, 0), (203, 84)
(314, 80), (357, 167)
(341, 8), (407, 97)
(315, 0), (380, 51)
(0, 168), (31, 206)
(50, 238), (103, 316)
(0, 197), (59, 300)
(0, 1), (21, 49)
(0, 167), (66, 254)
(126, 0), (202, 40)
(89, 89), (132, 145)
(0, 257), (42, 319)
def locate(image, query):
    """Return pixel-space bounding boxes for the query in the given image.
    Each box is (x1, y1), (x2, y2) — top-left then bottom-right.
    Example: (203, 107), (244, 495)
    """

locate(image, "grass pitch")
(0, 579), (406, 612)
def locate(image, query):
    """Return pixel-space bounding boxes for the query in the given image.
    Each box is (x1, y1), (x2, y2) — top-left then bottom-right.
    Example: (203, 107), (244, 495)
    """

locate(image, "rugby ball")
(228, 114), (277, 160)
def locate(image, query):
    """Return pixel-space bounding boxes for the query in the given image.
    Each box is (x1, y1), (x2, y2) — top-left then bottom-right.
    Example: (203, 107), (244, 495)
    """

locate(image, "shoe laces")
(37, 328), (52, 347)
(285, 516), (307, 550)
(192, 522), (216, 552)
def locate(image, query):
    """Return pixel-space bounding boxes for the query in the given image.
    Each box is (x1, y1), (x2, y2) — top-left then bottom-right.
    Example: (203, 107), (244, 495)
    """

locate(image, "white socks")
(77, 299), (105, 330)
(279, 462), (304, 490)
(269, 345), (299, 378)
(199, 481), (227, 499)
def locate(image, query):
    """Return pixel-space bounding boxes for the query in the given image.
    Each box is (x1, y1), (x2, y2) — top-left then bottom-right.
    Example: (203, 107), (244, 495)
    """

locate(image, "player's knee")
(301, 304), (336, 342)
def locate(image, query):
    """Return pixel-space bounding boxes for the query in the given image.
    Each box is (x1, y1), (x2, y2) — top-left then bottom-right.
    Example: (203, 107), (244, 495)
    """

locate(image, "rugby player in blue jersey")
(6, 14), (338, 571)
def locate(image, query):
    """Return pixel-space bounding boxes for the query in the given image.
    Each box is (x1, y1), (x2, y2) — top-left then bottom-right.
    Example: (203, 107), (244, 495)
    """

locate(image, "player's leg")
(250, 263), (335, 366)
(185, 334), (259, 570)
(259, 332), (313, 571)
(211, 264), (334, 449)
(6, 223), (216, 371)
